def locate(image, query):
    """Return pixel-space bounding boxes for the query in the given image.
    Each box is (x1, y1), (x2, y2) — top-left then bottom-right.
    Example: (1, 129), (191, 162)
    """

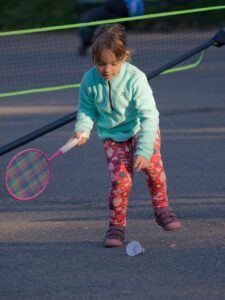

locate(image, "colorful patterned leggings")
(103, 129), (169, 227)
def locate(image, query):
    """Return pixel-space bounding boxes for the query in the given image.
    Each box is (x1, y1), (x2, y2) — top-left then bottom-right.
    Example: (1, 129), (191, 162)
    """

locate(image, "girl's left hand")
(134, 155), (149, 172)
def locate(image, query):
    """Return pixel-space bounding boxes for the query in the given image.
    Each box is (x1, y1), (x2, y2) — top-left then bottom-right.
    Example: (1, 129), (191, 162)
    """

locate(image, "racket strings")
(6, 150), (50, 199)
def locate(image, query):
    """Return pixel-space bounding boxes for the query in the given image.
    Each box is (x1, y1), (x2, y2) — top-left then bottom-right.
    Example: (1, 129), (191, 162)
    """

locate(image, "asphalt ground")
(0, 47), (225, 299)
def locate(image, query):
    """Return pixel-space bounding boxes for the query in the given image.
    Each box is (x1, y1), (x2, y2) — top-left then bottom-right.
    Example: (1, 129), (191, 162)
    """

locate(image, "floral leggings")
(103, 129), (169, 227)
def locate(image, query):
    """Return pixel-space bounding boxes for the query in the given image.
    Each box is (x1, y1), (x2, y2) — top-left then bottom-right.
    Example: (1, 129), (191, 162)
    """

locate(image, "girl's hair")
(91, 24), (130, 63)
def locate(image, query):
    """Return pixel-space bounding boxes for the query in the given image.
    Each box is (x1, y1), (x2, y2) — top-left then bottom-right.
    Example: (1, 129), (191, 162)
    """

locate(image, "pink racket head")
(5, 149), (51, 201)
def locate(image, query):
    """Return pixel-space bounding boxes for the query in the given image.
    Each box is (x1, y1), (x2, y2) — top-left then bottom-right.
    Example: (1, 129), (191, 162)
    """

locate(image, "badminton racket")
(5, 134), (87, 201)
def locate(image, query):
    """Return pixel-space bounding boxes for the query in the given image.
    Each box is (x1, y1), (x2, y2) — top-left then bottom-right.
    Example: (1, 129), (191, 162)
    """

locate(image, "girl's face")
(95, 48), (124, 80)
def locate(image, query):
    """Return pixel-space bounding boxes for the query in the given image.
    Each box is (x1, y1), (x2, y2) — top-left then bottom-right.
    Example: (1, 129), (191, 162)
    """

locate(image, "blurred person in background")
(78, 0), (144, 56)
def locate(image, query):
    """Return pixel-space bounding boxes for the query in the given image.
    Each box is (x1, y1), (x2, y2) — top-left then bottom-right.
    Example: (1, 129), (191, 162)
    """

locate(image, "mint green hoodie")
(74, 62), (159, 160)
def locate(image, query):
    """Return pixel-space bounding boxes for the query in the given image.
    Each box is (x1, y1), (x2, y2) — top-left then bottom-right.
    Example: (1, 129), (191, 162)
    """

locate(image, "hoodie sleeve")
(133, 73), (159, 160)
(74, 75), (97, 137)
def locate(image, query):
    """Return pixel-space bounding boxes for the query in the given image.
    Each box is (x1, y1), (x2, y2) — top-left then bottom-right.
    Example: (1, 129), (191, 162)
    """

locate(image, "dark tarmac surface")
(0, 47), (225, 299)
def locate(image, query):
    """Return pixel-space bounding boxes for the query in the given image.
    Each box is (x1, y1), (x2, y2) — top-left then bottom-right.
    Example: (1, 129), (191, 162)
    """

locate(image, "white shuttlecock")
(126, 240), (145, 256)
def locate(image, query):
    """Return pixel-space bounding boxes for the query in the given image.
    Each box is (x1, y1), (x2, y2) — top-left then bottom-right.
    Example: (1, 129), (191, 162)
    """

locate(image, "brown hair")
(91, 24), (130, 63)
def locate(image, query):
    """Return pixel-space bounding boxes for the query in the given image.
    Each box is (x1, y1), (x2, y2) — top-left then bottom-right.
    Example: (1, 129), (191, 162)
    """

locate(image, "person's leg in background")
(78, 6), (111, 56)
(78, 0), (129, 56)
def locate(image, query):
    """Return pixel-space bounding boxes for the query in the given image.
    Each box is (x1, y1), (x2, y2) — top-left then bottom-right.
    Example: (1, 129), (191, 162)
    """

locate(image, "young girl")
(73, 24), (181, 247)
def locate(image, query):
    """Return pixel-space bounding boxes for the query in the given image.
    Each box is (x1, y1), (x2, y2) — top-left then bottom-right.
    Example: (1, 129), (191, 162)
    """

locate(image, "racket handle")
(59, 133), (88, 154)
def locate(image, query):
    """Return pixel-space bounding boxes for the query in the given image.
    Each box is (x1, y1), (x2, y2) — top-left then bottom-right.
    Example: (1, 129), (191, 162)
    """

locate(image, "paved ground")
(0, 46), (225, 299)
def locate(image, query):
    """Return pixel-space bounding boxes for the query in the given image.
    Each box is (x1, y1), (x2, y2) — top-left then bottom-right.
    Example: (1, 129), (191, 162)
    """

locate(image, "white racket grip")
(60, 133), (88, 154)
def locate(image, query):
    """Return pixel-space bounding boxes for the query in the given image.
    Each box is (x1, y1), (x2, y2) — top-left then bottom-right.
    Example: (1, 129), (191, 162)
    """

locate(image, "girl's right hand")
(73, 131), (88, 146)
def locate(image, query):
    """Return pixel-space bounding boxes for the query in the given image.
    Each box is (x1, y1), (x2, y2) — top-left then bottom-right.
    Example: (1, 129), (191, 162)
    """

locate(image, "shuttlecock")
(126, 240), (145, 256)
